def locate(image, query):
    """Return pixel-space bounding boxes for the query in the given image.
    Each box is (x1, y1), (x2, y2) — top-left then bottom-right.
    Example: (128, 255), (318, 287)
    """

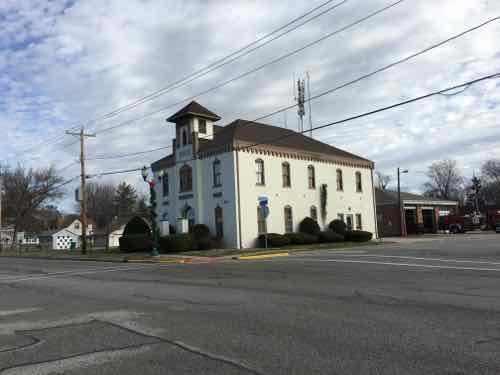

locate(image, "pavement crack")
(132, 293), (241, 307)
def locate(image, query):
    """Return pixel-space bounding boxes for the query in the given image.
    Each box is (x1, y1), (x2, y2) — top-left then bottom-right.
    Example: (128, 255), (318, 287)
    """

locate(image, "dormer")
(166, 101), (221, 147)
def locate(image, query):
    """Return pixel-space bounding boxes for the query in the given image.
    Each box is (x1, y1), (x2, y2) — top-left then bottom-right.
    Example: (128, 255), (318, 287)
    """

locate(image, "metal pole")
(150, 184), (159, 257)
(397, 167), (404, 237)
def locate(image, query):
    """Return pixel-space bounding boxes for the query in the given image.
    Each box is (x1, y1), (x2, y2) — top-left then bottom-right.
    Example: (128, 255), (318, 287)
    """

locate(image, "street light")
(397, 168), (409, 237)
(141, 166), (161, 257)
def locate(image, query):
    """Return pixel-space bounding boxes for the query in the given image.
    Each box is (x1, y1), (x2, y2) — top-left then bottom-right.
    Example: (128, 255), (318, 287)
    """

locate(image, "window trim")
(282, 162), (291, 188)
(355, 171), (363, 193)
(255, 159), (265, 186)
(179, 165), (193, 192)
(162, 173), (169, 197)
(284, 205), (293, 233)
(308, 165), (316, 189)
(213, 159), (222, 187)
(199, 119), (207, 134)
(336, 169), (344, 191)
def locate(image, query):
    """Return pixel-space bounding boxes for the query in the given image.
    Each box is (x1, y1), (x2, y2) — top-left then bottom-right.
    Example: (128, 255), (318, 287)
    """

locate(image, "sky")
(1, 0), (500, 212)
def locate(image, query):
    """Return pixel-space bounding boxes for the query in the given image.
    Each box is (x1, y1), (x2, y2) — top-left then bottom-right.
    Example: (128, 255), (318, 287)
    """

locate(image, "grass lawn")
(0, 247), (129, 262)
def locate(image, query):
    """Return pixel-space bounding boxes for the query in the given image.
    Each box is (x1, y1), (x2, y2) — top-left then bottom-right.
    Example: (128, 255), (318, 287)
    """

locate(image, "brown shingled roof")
(166, 101), (221, 123)
(199, 119), (373, 167)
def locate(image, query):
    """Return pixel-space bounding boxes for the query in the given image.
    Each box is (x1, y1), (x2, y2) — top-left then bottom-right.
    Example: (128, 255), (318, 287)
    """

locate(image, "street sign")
(258, 196), (268, 207)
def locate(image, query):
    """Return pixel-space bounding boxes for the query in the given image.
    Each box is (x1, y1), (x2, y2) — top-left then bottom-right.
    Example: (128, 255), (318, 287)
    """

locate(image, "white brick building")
(151, 101), (377, 248)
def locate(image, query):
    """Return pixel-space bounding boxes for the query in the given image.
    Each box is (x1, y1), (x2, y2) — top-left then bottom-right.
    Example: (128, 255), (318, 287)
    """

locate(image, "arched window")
(284, 206), (293, 233)
(310, 206), (318, 221)
(162, 173), (169, 196)
(213, 159), (222, 187)
(336, 169), (343, 191)
(179, 165), (192, 192)
(182, 129), (187, 146)
(256, 159), (265, 185)
(282, 162), (291, 187)
(308, 165), (316, 189)
(355, 171), (362, 192)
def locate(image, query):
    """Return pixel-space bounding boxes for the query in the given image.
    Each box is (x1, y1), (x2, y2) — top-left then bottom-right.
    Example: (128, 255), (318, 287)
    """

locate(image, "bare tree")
(2, 165), (64, 251)
(375, 171), (392, 191)
(423, 159), (463, 200)
(482, 159), (500, 183)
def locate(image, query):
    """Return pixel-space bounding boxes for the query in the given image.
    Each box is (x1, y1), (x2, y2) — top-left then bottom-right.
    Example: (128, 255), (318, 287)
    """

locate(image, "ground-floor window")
(215, 206), (224, 238)
(355, 214), (362, 230)
(338, 213), (345, 222)
(346, 214), (353, 231)
(257, 206), (267, 234)
(310, 206), (318, 222)
(284, 206), (293, 233)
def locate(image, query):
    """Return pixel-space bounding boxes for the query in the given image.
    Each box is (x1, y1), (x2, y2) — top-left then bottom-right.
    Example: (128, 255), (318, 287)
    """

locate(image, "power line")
(86, 71), (500, 178)
(72, 0), (349, 131)
(86, 146), (172, 161)
(11, 0), (347, 161)
(94, 0), (406, 135)
(238, 72), (500, 152)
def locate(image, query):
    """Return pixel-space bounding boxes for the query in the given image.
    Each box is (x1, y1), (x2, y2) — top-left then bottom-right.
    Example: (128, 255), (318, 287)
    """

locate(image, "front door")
(346, 214), (353, 231)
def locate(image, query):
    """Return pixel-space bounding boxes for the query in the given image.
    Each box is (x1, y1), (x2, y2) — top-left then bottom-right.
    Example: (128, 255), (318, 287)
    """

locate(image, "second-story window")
(213, 159), (222, 187)
(308, 165), (316, 189)
(336, 169), (343, 191)
(199, 119), (207, 134)
(282, 162), (291, 187)
(179, 165), (192, 192)
(256, 159), (265, 185)
(182, 129), (187, 146)
(162, 173), (169, 197)
(355, 171), (363, 192)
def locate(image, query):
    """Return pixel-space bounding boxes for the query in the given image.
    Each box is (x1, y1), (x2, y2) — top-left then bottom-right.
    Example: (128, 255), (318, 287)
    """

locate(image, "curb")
(234, 252), (289, 260)
(0, 255), (126, 263)
(125, 258), (188, 264)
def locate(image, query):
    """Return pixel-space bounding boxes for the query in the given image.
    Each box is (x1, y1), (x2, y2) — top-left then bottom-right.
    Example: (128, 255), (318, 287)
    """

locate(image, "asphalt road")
(1, 233), (499, 374)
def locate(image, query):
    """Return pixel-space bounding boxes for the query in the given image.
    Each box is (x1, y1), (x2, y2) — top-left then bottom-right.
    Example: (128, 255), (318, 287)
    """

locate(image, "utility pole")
(66, 128), (95, 254)
(397, 167), (409, 236)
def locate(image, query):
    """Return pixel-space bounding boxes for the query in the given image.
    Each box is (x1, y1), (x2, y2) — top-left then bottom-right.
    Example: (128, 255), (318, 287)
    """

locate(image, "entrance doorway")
(405, 209), (417, 235)
(422, 209), (436, 233)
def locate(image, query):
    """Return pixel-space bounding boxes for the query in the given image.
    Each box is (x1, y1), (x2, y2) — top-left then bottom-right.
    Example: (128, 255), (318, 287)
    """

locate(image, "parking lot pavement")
(0, 234), (499, 374)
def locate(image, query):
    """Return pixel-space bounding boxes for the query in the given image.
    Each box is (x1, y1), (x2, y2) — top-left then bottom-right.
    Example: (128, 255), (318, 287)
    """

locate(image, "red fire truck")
(439, 215), (474, 233)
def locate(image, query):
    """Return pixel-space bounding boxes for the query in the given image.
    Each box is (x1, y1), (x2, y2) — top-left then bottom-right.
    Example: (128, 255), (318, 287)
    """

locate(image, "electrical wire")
(86, 71), (500, 178)
(85, 146), (172, 161)
(93, 0), (406, 135)
(72, 0), (349, 130)
(95, 10), (497, 137)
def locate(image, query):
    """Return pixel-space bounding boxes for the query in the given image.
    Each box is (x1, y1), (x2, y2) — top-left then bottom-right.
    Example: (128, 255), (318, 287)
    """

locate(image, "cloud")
(1, 0), (500, 210)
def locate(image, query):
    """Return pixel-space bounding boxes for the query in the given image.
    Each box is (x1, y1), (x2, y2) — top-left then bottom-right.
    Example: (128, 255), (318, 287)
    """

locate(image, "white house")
(39, 219), (94, 250)
(151, 101), (377, 249)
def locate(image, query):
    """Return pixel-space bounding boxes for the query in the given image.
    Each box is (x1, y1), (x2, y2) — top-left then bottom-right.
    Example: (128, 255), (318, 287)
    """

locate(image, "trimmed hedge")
(159, 234), (194, 253)
(123, 216), (151, 237)
(190, 224), (210, 240)
(298, 217), (321, 236)
(196, 237), (216, 250)
(119, 234), (152, 253)
(285, 232), (318, 245)
(345, 230), (373, 242)
(318, 231), (344, 243)
(258, 233), (291, 248)
(328, 219), (347, 235)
